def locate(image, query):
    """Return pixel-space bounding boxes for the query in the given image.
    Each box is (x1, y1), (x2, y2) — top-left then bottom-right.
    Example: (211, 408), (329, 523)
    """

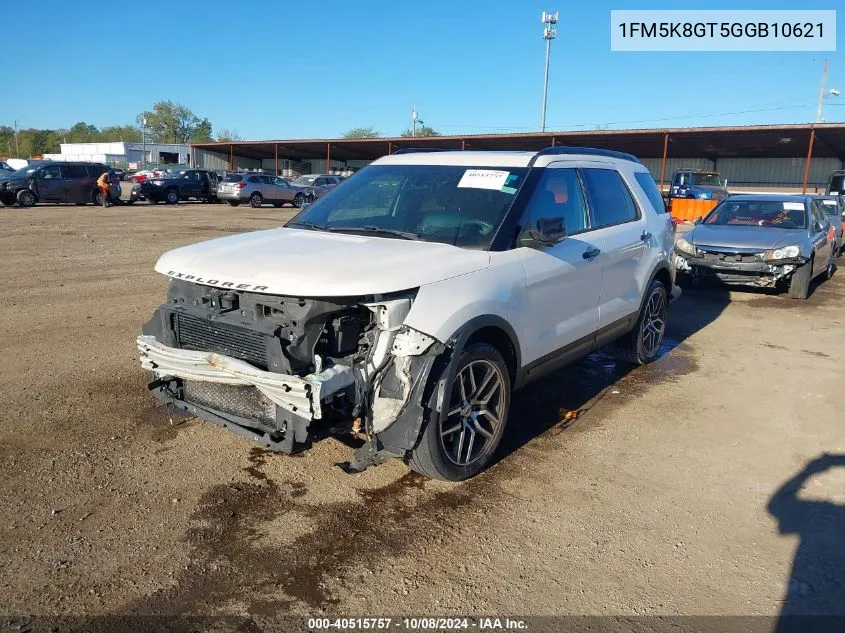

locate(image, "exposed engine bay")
(138, 278), (446, 469)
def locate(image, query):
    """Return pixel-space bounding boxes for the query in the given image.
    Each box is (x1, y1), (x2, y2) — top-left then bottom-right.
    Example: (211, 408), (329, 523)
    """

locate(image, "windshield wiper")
(327, 225), (421, 240)
(287, 220), (328, 231)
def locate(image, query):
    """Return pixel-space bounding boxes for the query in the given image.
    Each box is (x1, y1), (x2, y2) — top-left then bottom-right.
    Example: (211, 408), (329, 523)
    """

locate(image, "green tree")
(29, 129), (60, 155)
(99, 125), (142, 142)
(216, 128), (241, 142)
(190, 118), (213, 142)
(0, 126), (14, 156)
(400, 125), (440, 137)
(342, 126), (381, 139)
(137, 101), (208, 143)
(67, 122), (98, 142)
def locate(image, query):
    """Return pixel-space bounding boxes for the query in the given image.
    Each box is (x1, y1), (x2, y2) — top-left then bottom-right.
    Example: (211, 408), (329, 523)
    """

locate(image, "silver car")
(811, 195), (844, 256)
(674, 194), (836, 299)
(217, 172), (312, 208)
(290, 174), (343, 200)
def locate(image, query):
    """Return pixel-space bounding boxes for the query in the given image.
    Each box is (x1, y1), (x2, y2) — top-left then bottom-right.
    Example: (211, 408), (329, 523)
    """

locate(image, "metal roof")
(191, 123), (845, 162)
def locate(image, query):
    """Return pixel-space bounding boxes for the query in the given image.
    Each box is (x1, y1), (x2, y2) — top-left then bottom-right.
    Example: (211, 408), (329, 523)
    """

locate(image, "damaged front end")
(674, 248), (805, 288)
(138, 278), (446, 464)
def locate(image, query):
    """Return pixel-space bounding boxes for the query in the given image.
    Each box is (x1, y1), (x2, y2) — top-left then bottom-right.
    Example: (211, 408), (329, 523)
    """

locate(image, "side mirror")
(520, 217), (567, 246)
(693, 216), (703, 225)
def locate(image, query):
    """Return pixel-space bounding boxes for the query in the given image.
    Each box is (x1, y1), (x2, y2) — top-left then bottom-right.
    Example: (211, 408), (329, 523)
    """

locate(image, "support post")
(388, 140), (392, 155)
(229, 144), (234, 170)
(275, 143), (279, 176)
(659, 132), (669, 193)
(802, 128), (816, 193)
(551, 136), (556, 147)
(326, 143), (331, 174)
(461, 139), (466, 150)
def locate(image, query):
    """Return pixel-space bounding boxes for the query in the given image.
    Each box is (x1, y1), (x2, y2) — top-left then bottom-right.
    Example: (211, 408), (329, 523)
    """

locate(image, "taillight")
(237, 183), (246, 189)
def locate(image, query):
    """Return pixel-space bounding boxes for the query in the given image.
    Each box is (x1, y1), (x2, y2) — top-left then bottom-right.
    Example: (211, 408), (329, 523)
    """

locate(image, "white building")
(43, 141), (191, 167)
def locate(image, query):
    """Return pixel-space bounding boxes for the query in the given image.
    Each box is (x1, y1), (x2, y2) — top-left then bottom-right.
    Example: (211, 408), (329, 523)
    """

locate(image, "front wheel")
(293, 193), (305, 208)
(407, 343), (510, 481)
(18, 190), (37, 207)
(165, 189), (179, 205)
(788, 258), (813, 300)
(613, 279), (668, 365)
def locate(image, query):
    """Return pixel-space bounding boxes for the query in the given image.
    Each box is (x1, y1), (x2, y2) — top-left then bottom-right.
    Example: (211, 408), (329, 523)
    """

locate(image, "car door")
(810, 201), (833, 274)
(62, 164), (90, 203)
(579, 165), (650, 331)
(517, 165), (603, 370)
(271, 176), (294, 203)
(33, 164), (65, 202)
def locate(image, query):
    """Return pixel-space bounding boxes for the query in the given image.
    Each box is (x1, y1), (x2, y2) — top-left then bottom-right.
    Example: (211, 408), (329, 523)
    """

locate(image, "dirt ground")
(1, 202), (844, 625)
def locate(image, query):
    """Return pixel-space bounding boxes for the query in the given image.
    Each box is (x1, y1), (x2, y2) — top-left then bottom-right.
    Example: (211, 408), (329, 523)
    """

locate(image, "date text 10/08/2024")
(307, 618), (528, 630)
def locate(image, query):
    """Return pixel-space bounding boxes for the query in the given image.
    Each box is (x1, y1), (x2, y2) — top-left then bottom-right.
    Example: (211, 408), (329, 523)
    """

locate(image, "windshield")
(288, 165), (528, 249)
(820, 199), (841, 216)
(692, 172), (722, 187)
(704, 200), (807, 229)
(12, 166), (38, 178)
(293, 176), (318, 185)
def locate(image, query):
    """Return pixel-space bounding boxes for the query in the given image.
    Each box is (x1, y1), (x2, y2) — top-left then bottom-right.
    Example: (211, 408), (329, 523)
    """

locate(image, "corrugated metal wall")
(641, 157), (714, 183)
(714, 157), (841, 189)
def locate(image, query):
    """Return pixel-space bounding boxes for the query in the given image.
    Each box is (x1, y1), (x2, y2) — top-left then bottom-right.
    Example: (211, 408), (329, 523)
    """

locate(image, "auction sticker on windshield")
(457, 169), (510, 191)
(783, 202), (805, 210)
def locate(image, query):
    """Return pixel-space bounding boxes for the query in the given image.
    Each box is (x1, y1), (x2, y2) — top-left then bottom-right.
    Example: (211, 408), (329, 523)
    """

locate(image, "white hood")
(155, 228), (490, 296)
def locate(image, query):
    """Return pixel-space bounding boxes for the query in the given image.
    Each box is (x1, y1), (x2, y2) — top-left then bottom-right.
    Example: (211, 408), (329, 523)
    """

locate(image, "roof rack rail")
(532, 146), (641, 164)
(391, 147), (456, 154)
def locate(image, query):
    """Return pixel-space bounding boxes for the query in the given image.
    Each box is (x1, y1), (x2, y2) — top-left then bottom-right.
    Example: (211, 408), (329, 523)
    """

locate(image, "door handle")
(583, 247), (601, 260)
(640, 231), (652, 242)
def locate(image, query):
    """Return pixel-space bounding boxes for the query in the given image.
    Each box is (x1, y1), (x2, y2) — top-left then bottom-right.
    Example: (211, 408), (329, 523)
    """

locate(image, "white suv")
(138, 147), (676, 481)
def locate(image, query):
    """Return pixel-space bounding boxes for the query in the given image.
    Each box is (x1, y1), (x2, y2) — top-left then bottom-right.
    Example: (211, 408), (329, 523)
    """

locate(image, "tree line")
(0, 101), (242, 158)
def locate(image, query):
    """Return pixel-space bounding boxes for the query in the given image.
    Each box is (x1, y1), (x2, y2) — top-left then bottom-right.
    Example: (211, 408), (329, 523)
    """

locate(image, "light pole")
(816, 59), (840, 123)
(540, 11), (558, 133)
(411, 104), (418, 137)
(142, 117), (147, 168)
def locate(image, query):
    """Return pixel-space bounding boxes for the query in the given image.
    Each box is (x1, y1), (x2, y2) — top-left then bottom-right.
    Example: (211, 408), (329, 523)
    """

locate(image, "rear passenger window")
(522, 168), (589, 236)
(634, 171), (667, 213)
(247, 176), (261, 183)
(63, 165), (89, 179)
(582, 168), (639, 228)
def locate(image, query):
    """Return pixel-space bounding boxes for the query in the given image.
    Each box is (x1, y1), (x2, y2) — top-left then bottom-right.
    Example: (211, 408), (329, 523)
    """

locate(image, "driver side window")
(40, 165), (62, 180)
(521, 168), (589, 237)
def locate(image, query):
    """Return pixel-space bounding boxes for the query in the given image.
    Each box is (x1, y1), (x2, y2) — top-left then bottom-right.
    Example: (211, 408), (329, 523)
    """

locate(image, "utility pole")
(815, 59), (840, 123)
(142, 117), (147, 168)
(540, 11), (558, 133)
(411, 104), (418, 137)
(13, 120), (19, 156)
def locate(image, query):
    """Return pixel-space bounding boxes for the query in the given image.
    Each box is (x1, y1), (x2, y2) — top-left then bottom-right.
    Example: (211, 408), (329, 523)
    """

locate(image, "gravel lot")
(1, 202), (844, 624)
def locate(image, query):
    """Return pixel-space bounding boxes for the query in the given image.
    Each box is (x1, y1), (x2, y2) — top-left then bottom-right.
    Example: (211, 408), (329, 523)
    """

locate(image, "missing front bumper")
(674, 254), (801, 287)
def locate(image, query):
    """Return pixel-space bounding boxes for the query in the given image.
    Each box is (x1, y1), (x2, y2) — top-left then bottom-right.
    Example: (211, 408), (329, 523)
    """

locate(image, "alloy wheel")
(439, 359), (506, 466)
(641, 287), (667, 357)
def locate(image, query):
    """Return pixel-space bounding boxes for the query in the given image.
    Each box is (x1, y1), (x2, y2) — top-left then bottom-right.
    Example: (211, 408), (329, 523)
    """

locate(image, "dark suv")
(129, 169), (219, 204)
(0, 162), (113, 207)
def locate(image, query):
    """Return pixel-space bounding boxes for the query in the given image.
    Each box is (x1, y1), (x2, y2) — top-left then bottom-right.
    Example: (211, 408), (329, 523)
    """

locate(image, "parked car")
(0, 161), (15, 173)
(674, 194), (836, 299)
(127, 169), (167, 183)
(669, 168), (729, 201)
(217, 172), (311, 208)
(290, 174), (343, 199)
(811, 194), (844, 255)
(110, 168), (127, 181)
(137, 146), (675, 480)
(129, 169), (219, 205)
(0, 162), (115, 206)
(827, 170), (845, 197)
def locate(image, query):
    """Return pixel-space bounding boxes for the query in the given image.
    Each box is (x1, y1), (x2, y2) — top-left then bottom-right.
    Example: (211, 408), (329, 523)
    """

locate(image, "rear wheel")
(249, 192), (263, 208)
(165, 189), (179, 205)
(613, 279), (668, 365)
(18, 190), (37, 207)
(407, 343), (510, 481)
(788, 257), (813, 300)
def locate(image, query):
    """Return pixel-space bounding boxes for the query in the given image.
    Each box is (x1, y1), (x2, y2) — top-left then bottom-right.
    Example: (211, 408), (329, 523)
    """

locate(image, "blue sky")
(0, 0), (841, 140)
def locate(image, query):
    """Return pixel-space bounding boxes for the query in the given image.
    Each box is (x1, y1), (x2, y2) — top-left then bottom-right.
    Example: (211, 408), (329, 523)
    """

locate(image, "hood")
(688, 224), (807, 250)
(155, 227), (490, 296)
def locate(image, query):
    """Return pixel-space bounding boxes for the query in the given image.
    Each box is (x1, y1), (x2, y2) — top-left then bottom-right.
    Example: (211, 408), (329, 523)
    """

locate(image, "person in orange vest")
(96, 170), (112, 208)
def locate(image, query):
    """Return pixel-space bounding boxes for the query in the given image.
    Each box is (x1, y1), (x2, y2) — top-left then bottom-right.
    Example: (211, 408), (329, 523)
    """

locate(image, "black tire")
(407, 343), (510, 481)
(613, 279), (669, 365)
(165, 189), (179, 205)
(124, 199), (134, 205)
(293, 193), (305, 208)
(75, 203), (86, 206)
(788, 257), (813, 300)
(272, 202), (283, 208)
(17, 190), (37, 207)
(825, 253), (835, 280)
(249, 192), (263, 208)
(227, 201), (240, 207)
